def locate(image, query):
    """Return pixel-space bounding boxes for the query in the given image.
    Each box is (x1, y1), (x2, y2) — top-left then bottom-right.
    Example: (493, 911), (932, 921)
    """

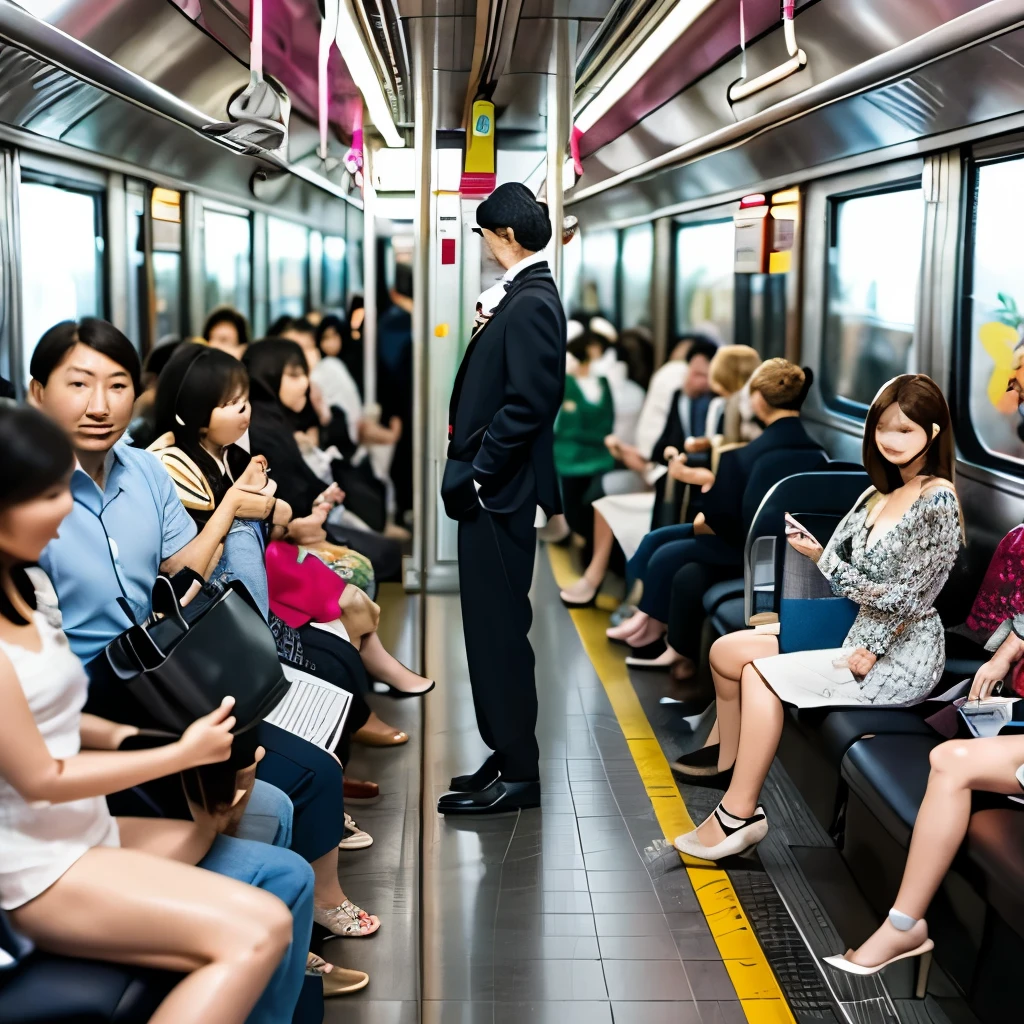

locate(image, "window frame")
(953, 148), (1024, 479)
(819, 176), (926, 419)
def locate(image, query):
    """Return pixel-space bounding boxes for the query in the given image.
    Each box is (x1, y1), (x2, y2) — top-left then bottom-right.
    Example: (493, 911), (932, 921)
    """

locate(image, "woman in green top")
(556, 332), (617, 547)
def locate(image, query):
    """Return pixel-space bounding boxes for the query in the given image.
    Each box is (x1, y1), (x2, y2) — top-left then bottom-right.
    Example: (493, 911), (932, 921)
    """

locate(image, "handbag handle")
(151, 575), (189, 634)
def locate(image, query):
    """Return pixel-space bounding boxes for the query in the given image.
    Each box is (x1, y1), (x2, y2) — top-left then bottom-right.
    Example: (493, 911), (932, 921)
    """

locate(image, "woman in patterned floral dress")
(672, 375), (962, 861)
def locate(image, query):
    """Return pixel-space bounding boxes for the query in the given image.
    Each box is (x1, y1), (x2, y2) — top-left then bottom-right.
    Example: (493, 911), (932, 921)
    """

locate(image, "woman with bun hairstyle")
(617, 359), (823, 677)
(673, 374), (962, 861)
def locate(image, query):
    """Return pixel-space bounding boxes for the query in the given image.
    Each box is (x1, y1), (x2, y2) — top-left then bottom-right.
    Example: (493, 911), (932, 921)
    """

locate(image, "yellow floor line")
(548, 546), (796, 1024)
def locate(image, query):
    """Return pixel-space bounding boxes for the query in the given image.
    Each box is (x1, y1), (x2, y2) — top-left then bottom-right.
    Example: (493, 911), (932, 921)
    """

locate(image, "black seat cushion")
(841, 733), (944, 847)
(0, 954), (176, 1023)
(967, 807), (1024, 939)
(710, 596), (745, 636)
(789, 707), (934, 766)
(703, 578), (743, 615)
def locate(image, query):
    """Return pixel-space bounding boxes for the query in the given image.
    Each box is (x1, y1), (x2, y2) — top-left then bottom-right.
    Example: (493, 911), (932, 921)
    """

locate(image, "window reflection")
(562, 230), (582, 311)
(204, 207), (252, 320)
(967, 159), (1024, 464)
(323, 235), (347, 310)
(823, 187), (923, 407)
(675, 220), (734, 344)
(621, 223), (653, 330)
(20, 180), (104, 380)
(153, 252), (181, 341)
(268, 218), (309, 320)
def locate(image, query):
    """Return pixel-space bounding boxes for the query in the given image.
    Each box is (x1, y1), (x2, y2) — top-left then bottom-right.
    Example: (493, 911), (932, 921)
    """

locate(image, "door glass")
(20, 180), (104, 380)
(675, 220), (734, 344)
(823, 186), (923, 408)
(204, 207), (252, 320)
(268, 217), (309, 321)
(620, 223), (653, 330)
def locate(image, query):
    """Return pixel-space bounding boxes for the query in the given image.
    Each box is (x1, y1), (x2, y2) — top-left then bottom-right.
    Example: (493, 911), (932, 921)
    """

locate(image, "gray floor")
(418, 555), (751, 1023)
(323, 584), (423, 1024)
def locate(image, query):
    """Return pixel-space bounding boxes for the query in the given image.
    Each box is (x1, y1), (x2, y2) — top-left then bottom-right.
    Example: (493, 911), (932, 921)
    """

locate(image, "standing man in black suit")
(438, 182), (567, 815)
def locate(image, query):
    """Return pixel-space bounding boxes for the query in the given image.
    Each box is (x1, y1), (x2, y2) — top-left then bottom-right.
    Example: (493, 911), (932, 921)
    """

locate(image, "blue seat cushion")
(702, 578), (743, 615)
(710, 597), (745, 636)
(841, 733), (943, 847)
(0, 954), (176, 1023)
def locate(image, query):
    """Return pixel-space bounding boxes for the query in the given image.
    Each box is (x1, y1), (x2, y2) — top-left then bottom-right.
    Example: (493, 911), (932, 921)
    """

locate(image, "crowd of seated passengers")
(610, 358), (823, 683)
(562, 341), (763, 614)
(0, 315), (439, 1013)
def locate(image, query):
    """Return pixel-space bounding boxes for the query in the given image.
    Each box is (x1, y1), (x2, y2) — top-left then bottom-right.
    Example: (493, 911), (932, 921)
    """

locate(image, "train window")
(823, 186), (923, 410)
(20, 180), (104, 377)
(322, 235), (347, 310)
(578, 229), (618, 319)
(620, 223), (653, 330)
(204, 206), (252, 320)
(675, 219), (734, 344)
(268, 217), (309, 320)
(562, 228), (582, 311)
(963, 157), (1024, 467)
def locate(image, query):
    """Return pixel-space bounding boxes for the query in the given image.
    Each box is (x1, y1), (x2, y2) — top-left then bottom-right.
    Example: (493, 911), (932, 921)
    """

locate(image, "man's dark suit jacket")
(442, 262), (566, 522)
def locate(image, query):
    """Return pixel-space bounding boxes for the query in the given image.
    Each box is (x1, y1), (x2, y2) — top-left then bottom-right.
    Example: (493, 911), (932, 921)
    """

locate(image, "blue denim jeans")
(234, 779), (294, 849)
(197, 834), (314, 1024)
(213, 519), (269, 619)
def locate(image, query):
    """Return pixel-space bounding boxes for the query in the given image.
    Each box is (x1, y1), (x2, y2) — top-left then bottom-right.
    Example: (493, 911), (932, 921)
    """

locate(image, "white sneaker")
(673, 804), (768, 861)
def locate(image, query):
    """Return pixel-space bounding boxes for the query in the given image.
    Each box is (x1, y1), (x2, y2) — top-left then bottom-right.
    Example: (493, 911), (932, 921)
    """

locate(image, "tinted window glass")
(823, 187), (923, 408)
(20, 180), (104, 379)
(204, 208), (252, 320)
(675, 220), (734, 344)
(620, 223), (653, 330)
(268, 218), (309, 320)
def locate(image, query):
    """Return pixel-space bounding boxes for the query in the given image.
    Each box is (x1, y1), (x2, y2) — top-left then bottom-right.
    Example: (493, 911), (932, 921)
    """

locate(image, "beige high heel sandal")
(306, 953), (369, 996)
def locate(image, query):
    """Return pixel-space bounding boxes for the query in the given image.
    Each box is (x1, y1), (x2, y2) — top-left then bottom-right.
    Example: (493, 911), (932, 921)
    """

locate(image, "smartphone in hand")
(784, 512), (813, 540)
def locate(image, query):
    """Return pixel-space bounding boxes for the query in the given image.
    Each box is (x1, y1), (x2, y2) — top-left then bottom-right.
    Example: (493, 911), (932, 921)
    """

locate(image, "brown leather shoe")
(344, 778), (380, 802)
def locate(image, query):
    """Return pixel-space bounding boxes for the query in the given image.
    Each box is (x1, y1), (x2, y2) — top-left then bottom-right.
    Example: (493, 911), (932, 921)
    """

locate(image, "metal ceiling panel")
(569, 21), (1024, 229)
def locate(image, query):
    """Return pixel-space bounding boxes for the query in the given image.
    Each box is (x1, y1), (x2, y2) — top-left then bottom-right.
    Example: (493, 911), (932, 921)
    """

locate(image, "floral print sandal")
(313, 899), (381, 938)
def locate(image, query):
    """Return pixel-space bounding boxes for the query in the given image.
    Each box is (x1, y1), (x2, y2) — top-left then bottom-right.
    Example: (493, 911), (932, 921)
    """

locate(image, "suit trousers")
(458, 502), (540, 781)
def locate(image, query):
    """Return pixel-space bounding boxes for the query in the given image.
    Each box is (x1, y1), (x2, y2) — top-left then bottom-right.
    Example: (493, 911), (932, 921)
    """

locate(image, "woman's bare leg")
(707, 631), (780, 768)
(849, 735), (1024, 967)
(359, 630), (431, 693)
(696, 664), (784, 845)
(10, 839), (292, 1024)
(564, 509), (615, 598)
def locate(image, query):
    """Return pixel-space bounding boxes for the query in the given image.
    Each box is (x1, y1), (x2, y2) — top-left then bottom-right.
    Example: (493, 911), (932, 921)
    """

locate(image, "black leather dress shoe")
(449, 754), (501, 793)
(438, 780), (541, 815)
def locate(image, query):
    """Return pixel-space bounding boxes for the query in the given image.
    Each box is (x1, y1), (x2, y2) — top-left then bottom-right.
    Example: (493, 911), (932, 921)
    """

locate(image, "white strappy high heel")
(823, 909), (935, 999)
(673, 803), (768, 860)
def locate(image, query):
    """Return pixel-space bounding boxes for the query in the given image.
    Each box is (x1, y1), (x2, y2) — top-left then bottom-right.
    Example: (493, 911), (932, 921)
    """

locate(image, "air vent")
(862, 77), (944, 137)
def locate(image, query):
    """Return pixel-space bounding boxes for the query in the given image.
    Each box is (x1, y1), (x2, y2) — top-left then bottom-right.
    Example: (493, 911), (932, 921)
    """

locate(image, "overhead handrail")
(728, 0), (807, 104)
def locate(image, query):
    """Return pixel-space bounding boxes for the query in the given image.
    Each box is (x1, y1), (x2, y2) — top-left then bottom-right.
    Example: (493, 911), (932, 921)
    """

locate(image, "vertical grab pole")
(410, 17), (435, 595)
(545, 20), (573, 290)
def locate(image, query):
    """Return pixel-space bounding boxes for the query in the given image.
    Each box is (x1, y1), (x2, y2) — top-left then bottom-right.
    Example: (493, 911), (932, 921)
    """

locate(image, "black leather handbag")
(104, 574), (289, 738)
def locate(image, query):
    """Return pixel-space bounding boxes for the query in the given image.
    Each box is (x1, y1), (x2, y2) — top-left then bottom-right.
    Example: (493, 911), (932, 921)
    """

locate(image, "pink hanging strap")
(570, 125), (584, 177)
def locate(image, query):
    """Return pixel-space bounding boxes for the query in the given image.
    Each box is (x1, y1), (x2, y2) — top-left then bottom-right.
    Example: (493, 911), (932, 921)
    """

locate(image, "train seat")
(967, 808), (1024, 936)
(840, 732), (942, 848)
(0, 952), (176, 1023)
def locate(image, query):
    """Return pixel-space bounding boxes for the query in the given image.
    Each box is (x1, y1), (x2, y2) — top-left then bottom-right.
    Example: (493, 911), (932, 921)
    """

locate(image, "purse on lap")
(104, 574), (290, 737)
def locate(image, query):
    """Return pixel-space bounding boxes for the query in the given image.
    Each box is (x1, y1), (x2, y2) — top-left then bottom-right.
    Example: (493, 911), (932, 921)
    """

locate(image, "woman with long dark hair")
(673, 374), (963, 861)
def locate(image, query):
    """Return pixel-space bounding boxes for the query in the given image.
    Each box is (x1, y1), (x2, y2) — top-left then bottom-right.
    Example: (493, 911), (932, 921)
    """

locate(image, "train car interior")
(2, 1), (1024, 1023)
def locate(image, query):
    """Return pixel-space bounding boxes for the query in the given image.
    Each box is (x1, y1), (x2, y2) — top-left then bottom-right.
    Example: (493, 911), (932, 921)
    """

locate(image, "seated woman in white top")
(0, 405), (292, 1024)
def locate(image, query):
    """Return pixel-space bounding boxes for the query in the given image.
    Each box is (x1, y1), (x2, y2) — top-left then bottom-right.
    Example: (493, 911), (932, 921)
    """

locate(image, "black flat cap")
(476, 182), (552, 252)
